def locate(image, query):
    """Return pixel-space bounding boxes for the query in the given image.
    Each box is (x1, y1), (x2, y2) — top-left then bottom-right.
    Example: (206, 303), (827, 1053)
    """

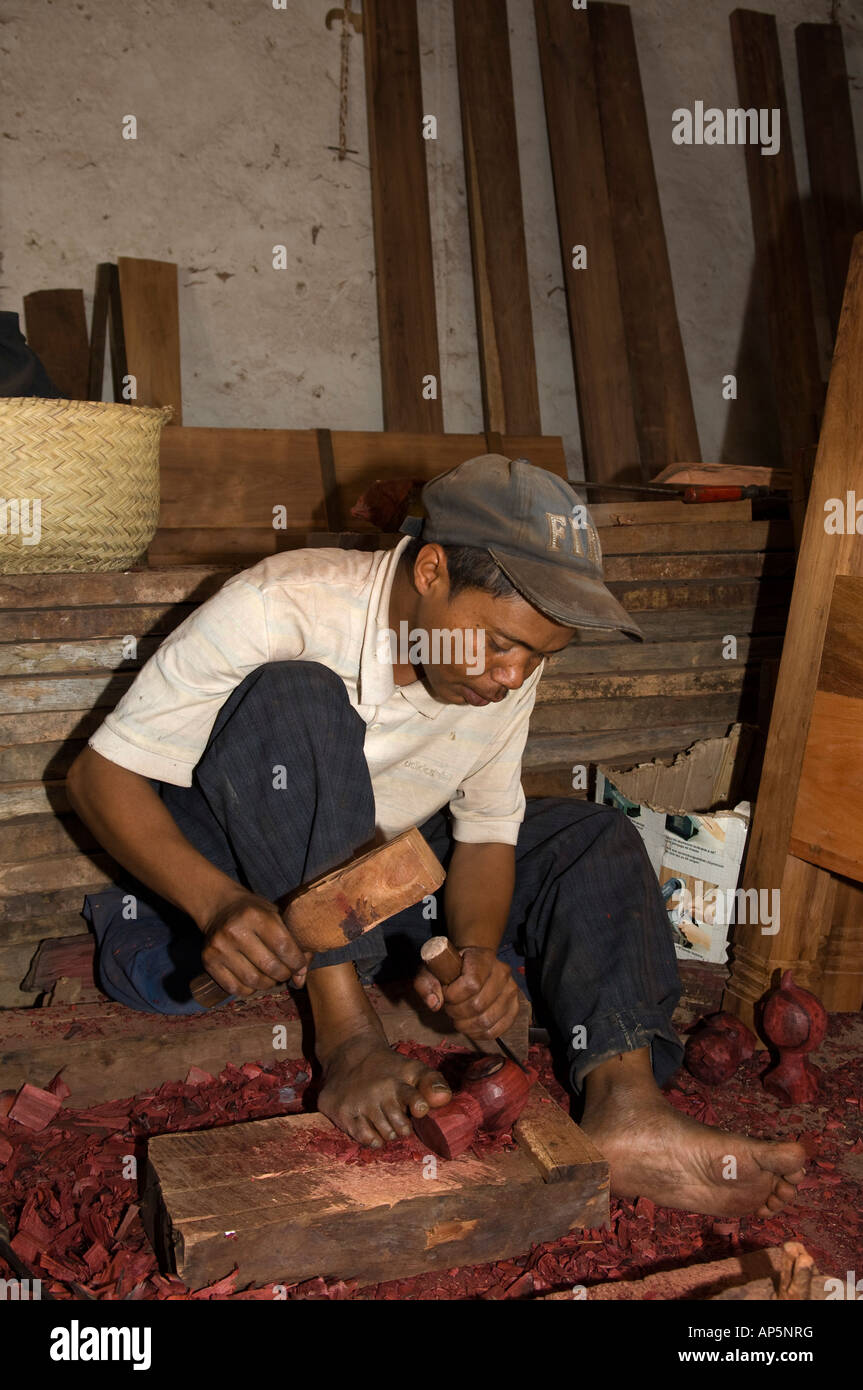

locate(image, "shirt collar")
(357, 537), (407, 708)
(357, 536), (445, 719)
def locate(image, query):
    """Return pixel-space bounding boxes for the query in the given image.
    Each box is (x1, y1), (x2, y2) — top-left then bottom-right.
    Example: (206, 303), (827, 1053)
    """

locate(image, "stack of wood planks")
(0, 485), (793, 1006)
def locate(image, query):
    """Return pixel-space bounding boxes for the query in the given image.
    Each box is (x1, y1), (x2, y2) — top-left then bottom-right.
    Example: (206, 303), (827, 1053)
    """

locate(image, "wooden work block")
(143, 1083), (608, 1290)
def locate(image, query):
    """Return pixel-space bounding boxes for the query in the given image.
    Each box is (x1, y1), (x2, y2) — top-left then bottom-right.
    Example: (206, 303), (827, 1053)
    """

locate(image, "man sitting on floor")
(67, 455), (806, 1217)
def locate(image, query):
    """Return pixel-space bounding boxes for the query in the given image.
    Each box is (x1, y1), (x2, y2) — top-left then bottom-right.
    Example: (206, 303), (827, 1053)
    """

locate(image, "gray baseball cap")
(400, 454), (644, 640)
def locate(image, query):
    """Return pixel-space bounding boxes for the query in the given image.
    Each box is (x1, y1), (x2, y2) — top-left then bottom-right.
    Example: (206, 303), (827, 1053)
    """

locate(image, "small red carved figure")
(761, 971), (828, 1104)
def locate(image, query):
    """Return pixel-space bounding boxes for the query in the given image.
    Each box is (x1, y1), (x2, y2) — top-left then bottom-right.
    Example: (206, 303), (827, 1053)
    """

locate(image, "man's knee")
(249, 660), (349, 705)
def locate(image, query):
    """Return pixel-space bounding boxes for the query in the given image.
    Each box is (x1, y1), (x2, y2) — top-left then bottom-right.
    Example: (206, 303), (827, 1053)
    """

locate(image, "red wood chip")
(46, 1072), (72, 1101)
(184, 1066), (215, 1086)
(9, 1083), (62, 1132)
(0, 1134), (13, 1165)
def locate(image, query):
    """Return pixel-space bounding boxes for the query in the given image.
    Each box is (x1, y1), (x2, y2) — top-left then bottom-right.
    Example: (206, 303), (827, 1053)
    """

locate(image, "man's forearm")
(443, 840), (515, 951)
(66, 746), (243, 930)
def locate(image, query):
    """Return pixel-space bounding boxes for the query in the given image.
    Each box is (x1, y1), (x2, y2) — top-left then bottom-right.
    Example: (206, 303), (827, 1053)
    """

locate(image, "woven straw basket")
(0, 396), (172, 573)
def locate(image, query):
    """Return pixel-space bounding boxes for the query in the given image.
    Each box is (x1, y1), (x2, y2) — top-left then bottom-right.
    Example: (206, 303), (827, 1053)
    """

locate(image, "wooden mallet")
(191, 827), (444, 1007)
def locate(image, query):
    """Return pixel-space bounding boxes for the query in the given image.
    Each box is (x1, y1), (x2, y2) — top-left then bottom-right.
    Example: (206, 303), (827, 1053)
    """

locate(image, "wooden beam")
(796, 22), (863, 344)
(534, 0), (642, 484)
(143, 1092), (607, 1290)
(453, 0), (541, 435)
(724, 234), (863, 1027)
(730, 10), (823, 534)
(116, 257), (182, 423)
(362, 0), (442, 432)
(589, 2), (700, 469)
(22, 289), (89, 400)
(0, 985), (528, 1107)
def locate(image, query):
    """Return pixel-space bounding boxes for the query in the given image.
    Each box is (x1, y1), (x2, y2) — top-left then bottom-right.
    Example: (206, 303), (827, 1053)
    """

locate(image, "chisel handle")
(190, 973), (232, 1007)
(420, 935), (465, 986)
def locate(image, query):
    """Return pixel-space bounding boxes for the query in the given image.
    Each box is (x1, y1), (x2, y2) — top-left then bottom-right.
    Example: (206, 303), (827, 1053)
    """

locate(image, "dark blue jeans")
(84, 662), (683, 1092)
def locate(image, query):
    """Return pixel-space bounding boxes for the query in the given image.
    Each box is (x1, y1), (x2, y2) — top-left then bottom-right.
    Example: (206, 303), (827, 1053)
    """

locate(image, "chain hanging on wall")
(325, 2), (362, 159)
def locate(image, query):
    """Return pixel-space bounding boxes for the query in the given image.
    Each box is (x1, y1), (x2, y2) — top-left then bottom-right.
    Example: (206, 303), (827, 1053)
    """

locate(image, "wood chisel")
(420, 935), (527, 1072)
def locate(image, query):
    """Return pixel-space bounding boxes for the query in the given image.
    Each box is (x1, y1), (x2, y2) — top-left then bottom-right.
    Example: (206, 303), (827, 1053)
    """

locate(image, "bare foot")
(318, 1031), (452, 1149)
(581, 1053), (807, 1218)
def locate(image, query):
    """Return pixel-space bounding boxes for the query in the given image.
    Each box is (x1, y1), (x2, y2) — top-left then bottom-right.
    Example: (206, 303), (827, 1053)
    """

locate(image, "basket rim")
(0, 397), (174, 422)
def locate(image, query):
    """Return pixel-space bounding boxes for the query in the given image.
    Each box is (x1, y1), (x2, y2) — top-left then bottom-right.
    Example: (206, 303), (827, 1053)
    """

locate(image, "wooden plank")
(602, 551), (792, 581)
(0, 673), (133, 715)
(0, 636), (160, 677)
(503, 435), (568, 479)
(578, 606), (787, 643)
(522, 723), (737, 771)
(144, 1101), (607, 1289)
(550, 633), (783, 675)
(817, 572), (863, 700)
(588, 2), (700, 468)
(724, 235), (863, 1028)
(362, 0), (442, 432)
(1, 910), (92, 947)
(790, 690), (863, 880)
(536, 667), (750, 705)
(86, 263), (111, 402)
(147, 530), (282, 568)
(530, 690), (753, 736)
(514, 1084), (603, 1183)
(0, 813), (99, 865)
(589, 498), (752, 526)
(730, 10), (823, 530)
(796, 22), (863, 342)
(328, 433), (566, 530)
(0, 740), (86, 784)
(598, 519), (793, 556)
(606, 578), (791, 612)
(0, 567), (229, 609)
(0, 781), (71, 822)
(818, 878), (863, 1012)
(0, 708), (107, 745)
(453, 0), (540, 434)
(22, 289), (89, 400)
(790, 578), (863, 880)
(0, 984), (528, 1105)
(157, 427), (327, 530)
(534, 0), (641, 484)
(0, 603), (197, 642)
(0, 873), (105, 920)
(116, 257), (183, 423)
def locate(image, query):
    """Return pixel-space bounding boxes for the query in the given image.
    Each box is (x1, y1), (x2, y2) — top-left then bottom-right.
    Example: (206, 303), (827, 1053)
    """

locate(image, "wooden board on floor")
(116, 257), (182, 424)
(534, 0), (641, 485)
(143, 1083), (608, 1290)
(0, 985), (529, 1105)
(796, 22), (863, 343)
(453, 0), (540, 435)
(730, 9), (822, 531)
(363, 0), (442, 433)
(22, 289), (90, 400)
(589, 2), (700, 469)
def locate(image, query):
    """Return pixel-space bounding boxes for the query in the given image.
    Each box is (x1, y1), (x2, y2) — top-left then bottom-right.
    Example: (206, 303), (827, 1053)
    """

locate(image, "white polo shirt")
(88, 538), (542, 844)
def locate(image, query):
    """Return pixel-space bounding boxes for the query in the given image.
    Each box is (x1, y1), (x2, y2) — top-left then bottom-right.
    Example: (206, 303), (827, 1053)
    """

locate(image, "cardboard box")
(594, 726), (754, 965)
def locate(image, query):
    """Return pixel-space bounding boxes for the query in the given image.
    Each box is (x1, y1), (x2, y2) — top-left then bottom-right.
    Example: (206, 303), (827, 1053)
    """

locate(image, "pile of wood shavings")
(1, 1019), (861, 1301)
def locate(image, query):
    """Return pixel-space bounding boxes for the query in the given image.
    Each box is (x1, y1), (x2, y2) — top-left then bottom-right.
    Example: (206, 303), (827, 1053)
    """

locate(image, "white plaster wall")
(2, 0), (861, 477)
